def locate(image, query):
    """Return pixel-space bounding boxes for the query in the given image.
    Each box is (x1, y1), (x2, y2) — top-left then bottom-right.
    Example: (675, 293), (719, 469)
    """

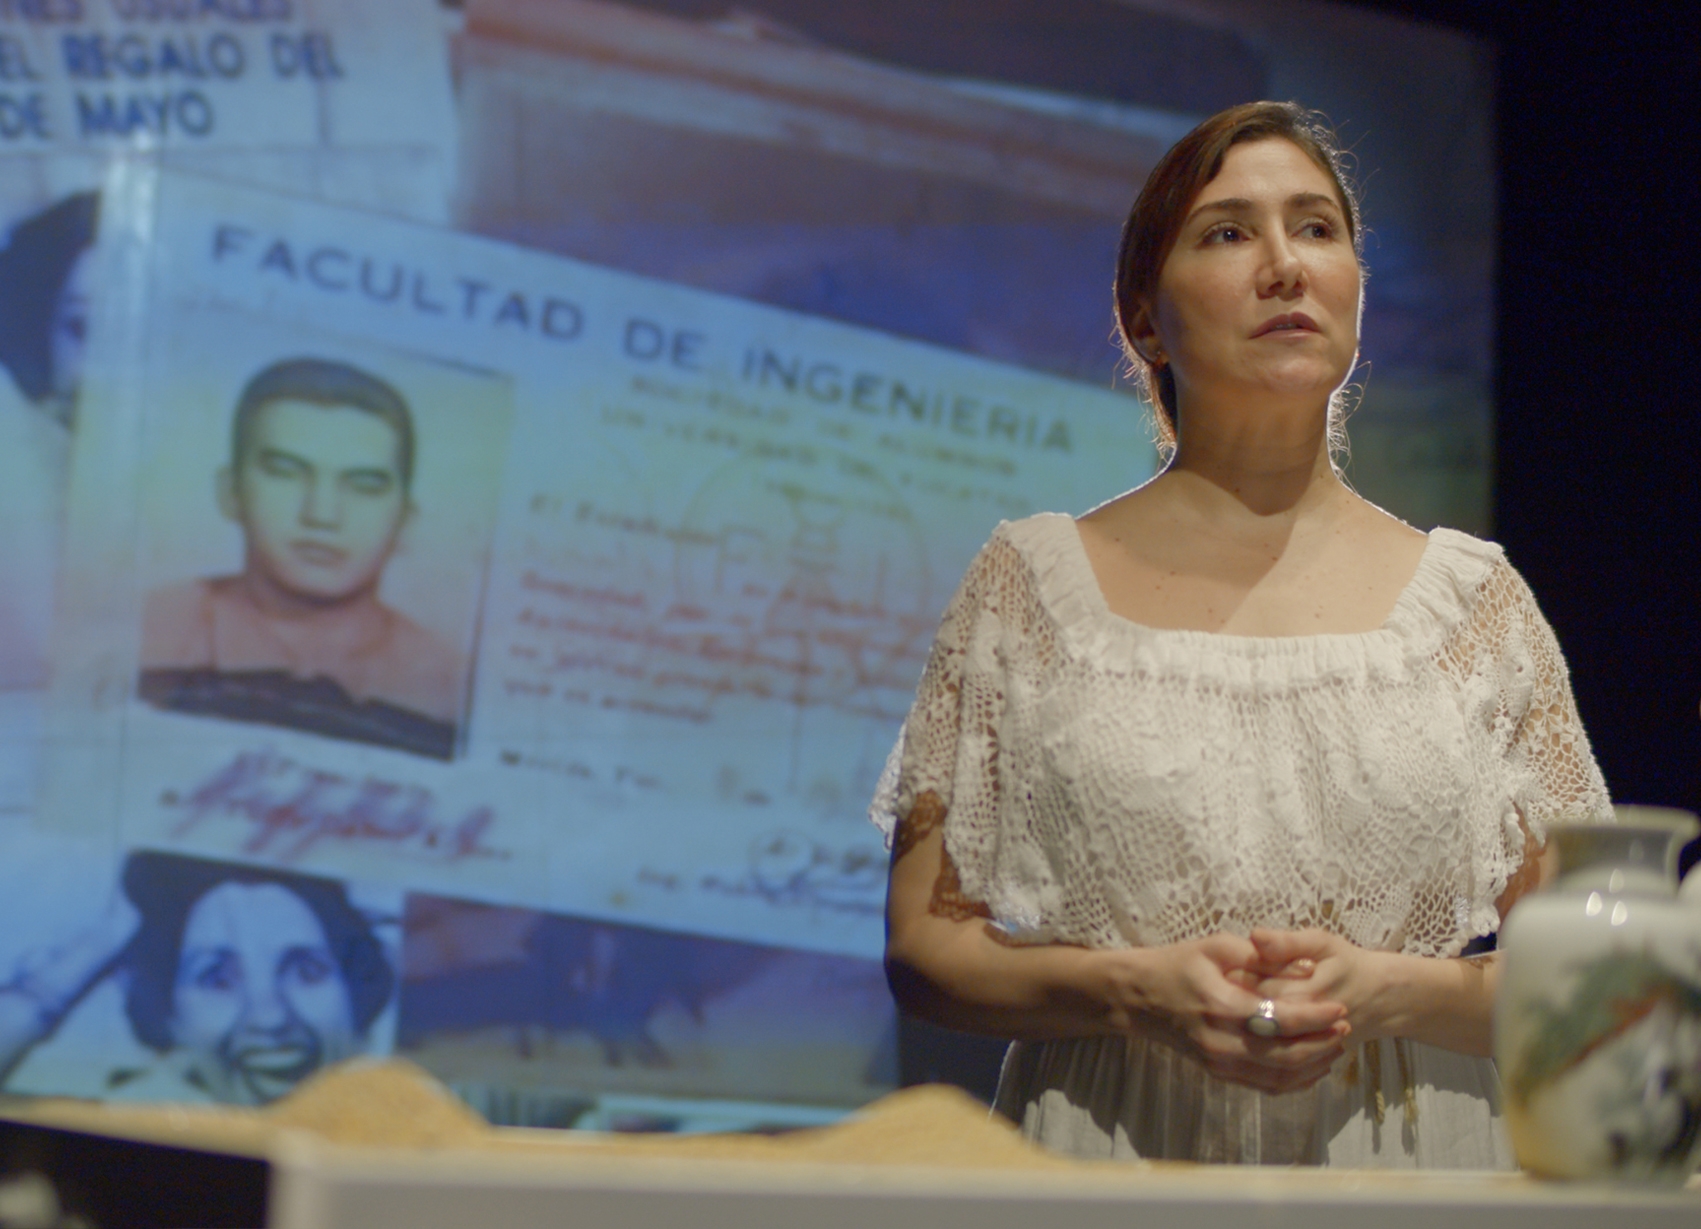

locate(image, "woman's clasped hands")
(1100, 930), (1375, 1095)
(1250, 927), (1408, 1043)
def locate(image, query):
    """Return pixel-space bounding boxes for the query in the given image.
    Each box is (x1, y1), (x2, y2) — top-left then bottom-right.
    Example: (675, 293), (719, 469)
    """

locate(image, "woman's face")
(1139, 138), (1361, 420)
(169, 882), (360, 1105)
(49, 247), (94, 409)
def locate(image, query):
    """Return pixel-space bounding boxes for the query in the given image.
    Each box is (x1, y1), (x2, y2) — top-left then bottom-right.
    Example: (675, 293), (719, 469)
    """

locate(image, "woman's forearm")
(1253, 929), (1502, 1058)
(886, 910), (1355, 1102)
(884, 791), (1132, 1039)
(885, 912), (1127, 1041)
(1371, 950), (1499, 1057)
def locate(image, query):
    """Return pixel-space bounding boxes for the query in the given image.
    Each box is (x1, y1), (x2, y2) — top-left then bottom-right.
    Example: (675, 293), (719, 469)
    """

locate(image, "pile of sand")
(270, 1060), (1080, 1170)
(5, 1059), (1085, 1172)
(262, 1060), (494, 1149)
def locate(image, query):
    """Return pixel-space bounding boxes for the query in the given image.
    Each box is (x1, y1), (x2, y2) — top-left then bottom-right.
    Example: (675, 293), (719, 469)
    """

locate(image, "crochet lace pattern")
(874, 514), (1611, 959)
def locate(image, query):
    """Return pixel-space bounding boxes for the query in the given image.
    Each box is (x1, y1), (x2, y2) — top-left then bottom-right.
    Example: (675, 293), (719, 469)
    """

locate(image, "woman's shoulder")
(1420, 527), (1567, 638)
(1413, 525), (1517, 604)
(1385, 524), (1542, 657)
(961, 512), (1083, 588)
(942, 512), (1089, 625)
(1334, 491), (1507, 608)
(1423, 524), (1506, 567)
(989, 510), (1080, 551)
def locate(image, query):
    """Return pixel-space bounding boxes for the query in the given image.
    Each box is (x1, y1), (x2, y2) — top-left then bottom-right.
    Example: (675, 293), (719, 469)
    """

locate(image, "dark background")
(1374, 2), (1700, 840)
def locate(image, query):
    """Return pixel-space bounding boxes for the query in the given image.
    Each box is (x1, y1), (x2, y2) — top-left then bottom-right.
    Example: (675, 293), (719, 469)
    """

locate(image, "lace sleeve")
(895, 535), (1010, 826)
(1472, 558), (1614, 842)
(867, 725), (905, 847)
(866, 531), (1021, 851)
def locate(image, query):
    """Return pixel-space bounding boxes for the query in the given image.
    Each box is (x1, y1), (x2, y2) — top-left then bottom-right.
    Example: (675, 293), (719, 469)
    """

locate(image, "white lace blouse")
(874, 513), (1612, 1165)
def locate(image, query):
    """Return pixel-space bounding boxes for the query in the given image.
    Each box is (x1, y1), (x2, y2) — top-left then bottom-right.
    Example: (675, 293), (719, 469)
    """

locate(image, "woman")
(0, 191), (98, 427)
(875, 102), (1611, 1166)
(0, 191), (96, 688)
(0, 851), (393, 1105)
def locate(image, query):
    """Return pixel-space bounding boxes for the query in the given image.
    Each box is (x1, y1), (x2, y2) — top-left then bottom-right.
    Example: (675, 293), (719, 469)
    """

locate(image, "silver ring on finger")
(1245, 998), (1280, 1039)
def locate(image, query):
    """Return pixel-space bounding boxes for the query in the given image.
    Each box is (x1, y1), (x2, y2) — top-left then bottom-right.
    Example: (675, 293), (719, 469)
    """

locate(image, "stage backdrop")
(0, 0), (1494, 1129)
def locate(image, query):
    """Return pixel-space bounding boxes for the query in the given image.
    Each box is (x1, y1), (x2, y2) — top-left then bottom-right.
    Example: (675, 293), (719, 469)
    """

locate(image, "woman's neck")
(1165, 404), (1343, 522)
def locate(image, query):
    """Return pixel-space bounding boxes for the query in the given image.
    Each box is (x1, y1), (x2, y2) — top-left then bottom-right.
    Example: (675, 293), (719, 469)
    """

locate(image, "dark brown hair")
(0, 191), (99, 404)
(1113, 101), (1362, 447)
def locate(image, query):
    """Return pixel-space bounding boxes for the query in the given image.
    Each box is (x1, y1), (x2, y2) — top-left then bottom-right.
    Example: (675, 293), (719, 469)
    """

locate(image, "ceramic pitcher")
(1495, 807), (1701, 1182)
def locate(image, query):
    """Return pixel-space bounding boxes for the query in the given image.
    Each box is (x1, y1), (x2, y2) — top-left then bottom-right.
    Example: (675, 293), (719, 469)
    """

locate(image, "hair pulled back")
(1114, 101), (1362, 448)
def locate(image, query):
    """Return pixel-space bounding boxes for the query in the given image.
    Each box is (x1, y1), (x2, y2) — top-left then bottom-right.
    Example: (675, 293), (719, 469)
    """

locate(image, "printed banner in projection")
(0, 0), (451, 154)
(42, 162), (1158, 959)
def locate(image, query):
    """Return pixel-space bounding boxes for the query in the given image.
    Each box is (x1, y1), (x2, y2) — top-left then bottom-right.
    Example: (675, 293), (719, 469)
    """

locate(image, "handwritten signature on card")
(691, 828), (884, 916)
(163, 748), (505, 864)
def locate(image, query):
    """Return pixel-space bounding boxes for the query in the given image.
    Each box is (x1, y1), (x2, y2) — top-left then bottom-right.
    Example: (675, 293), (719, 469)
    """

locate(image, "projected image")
(8, 0), (1498, 1132)
(138, 357), (474, 761)
(0, 849), (399, 1106)
(455, 0), (1166, 389)
(395, 893), (896, 1124)
(0, 0), (458, 808)
(0, 192), (93, 700)
(455, 0), (1495, 534)
(0, 191), (97, 432)
(127, 332), (514, 764)
(42, 152), (1162, 925)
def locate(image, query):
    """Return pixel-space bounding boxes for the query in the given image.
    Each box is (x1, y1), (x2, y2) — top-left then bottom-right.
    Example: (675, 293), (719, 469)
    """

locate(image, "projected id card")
(43, 164), (1156, 958)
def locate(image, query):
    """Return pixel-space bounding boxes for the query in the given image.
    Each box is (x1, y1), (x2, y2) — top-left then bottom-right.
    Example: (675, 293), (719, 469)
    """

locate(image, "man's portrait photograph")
(129, 323), (512, 760)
